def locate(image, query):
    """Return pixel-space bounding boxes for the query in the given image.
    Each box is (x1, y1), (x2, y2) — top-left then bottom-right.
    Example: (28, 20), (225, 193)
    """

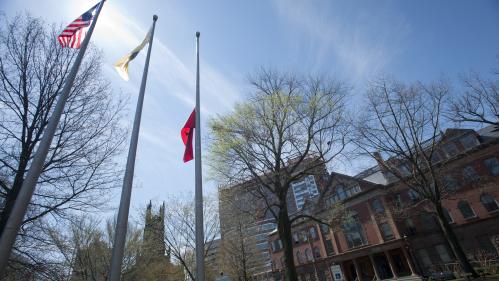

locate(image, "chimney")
(372, 151), (387, 171)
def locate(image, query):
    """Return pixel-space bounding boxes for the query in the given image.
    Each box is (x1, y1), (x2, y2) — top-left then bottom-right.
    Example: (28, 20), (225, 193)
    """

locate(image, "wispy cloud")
(93, 2), (243, 116)
(49, 1), (246, 200)
(272, 0), (410, 82)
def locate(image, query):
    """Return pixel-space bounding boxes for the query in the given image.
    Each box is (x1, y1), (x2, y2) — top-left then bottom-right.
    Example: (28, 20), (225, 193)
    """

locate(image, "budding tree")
(208, 69), (349, 281)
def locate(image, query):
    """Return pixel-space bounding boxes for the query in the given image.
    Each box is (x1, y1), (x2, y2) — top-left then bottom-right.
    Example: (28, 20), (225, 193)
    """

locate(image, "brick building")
(268, 125), (499, 281)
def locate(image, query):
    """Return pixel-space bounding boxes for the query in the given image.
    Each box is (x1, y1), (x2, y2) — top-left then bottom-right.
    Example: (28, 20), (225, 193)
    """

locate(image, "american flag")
(57, 2), (101, 48)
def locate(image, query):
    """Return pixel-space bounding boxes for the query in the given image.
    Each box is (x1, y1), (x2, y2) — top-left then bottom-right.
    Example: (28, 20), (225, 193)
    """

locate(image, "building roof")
(354, 125), (499, 183)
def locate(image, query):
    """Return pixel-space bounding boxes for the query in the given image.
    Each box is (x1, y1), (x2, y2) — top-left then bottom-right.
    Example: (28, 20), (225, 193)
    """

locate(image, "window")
(379, 223), (395, 240)
(417, 249), (432, 267)
(484, 157), (499, 176)
(458, 200), (476, 219)
(324, 239), (335, 256)
(421, 213), (437, 231)
(393, 193), (403, 209)
(293, 233), (300, 244)
(480, 193), (499, 212)
(309, 226), (318, 240)
(436, 244), (452, 263)
(305, 248), (313, 262)
(443, 143), (459, 158)
(443, 175), (459, 190)
(371, 199), (385, 214)
(408, 189), (420, 203)
(398, 164), (411, 176)
(342, 215), (367, 248)
(431, 151), (443, 164)
(351, 184), (361, 194)
(463, 166), (480, 182)
(460, 134), (479, 150)
(313, 247), (322, 258)
(443, 208), (453, 223)
(271, 239), (282, 252)
(336, 185), (347, 200)
(405, 218), (417, 235)
(320, 223), (329, 234)
(300, 231), (308, 242)
(325, 195), (338, 207)
(296, 251), (304, 264)
(292, 175), (319, 209)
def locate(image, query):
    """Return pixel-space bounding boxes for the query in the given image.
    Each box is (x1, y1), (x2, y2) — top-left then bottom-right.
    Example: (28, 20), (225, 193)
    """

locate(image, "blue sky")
(1, 0), (498, 217)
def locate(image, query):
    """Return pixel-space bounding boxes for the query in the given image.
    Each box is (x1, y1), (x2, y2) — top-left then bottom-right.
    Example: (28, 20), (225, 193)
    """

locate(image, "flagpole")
(107, 15), (157, 281)
(0, 1), (105, 272)
(194, 31), (205, 281)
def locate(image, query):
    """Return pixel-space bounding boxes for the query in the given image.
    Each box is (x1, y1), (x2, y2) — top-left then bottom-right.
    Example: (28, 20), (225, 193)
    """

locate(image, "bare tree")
(42, 215), (144, 281)
(0, 13), (126, 262)
(208, 69), (349, 281)
(219, 220), (253, 281)
(163, 194), (220, 281)
(353, 77), (479, 277)
(218, 190), (258, 281)
(448, 70), (498, 127)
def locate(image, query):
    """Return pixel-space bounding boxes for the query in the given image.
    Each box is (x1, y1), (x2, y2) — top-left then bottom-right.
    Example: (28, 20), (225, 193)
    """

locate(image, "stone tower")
(142, 201), (166, 262)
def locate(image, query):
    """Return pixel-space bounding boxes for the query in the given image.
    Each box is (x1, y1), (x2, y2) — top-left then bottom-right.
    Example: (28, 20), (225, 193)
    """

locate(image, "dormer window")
(336, 185), (347, 200)
(431, 151), (443, 164)
(443, 143), (459, 158)
(460, 134), (479, 150)
(408, 188), (420, 202)
(398, 164), (411, 176)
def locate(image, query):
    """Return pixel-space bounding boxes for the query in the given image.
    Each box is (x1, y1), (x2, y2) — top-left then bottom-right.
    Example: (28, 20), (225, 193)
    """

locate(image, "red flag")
(181, 109), (196, 162)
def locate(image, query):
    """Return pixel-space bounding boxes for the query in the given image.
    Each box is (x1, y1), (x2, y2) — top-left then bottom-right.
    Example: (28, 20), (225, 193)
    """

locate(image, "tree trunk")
(435, 203), (479, 278)
(278, 204), (298, 281)
(0, 154), (29, 235)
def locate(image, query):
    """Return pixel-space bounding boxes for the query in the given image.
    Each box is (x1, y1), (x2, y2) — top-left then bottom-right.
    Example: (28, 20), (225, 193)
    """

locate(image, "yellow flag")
(114, 27), (152, 81)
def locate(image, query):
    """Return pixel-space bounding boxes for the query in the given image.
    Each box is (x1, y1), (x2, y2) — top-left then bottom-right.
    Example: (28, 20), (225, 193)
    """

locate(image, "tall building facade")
(218, 160), (330, 280)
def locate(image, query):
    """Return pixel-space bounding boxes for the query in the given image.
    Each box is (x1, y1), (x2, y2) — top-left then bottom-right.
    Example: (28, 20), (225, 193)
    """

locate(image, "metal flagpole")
(107, 15), (157, 281)
(194, 31), (205, 281)
(0, 1), (105, 272)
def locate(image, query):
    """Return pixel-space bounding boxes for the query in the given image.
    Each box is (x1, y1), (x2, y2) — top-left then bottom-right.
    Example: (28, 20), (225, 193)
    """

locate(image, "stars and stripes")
(57, 2), (101, 48)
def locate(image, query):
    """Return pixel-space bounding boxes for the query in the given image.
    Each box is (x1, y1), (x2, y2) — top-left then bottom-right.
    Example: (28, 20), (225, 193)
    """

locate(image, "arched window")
(458, 200), (476, 219)
(480, 193), (499, 212)
(336, 185), (347, 200)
